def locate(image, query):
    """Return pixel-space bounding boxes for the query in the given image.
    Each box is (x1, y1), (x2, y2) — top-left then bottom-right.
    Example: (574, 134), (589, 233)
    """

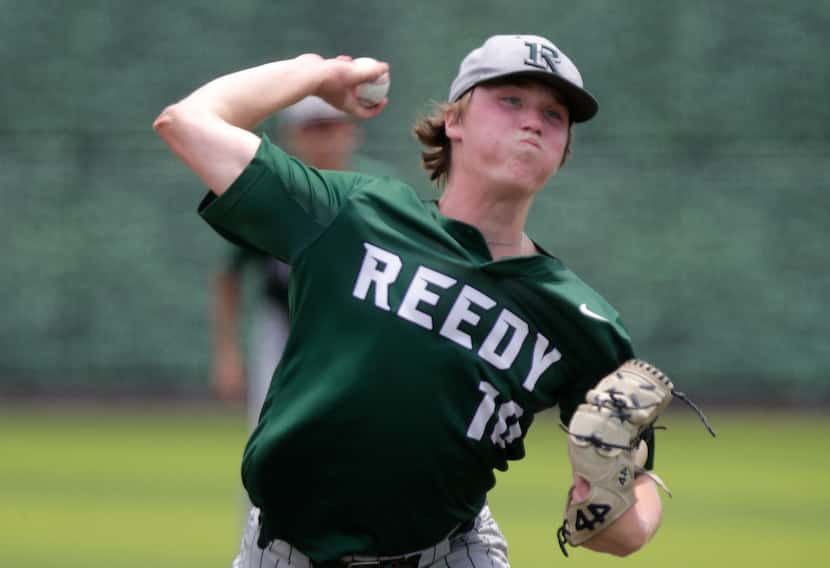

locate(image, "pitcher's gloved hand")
(556, 360), (715, 556)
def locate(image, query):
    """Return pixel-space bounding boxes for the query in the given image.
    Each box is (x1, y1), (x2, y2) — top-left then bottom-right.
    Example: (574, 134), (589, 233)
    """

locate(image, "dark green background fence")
(2, 0), (827, 400)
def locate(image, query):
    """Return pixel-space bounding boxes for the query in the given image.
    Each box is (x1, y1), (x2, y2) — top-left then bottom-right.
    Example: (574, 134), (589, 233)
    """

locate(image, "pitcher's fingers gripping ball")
(352, 57), (390, 107)
(556, 359), (715, 556)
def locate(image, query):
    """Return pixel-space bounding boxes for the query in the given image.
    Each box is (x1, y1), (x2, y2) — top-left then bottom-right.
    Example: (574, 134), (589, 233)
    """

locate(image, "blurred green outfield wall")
(1, 1), (828, 400)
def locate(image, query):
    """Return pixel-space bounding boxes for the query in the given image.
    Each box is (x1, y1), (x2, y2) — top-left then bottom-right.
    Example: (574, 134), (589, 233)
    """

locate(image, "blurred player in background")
(212, 97), (391, 429)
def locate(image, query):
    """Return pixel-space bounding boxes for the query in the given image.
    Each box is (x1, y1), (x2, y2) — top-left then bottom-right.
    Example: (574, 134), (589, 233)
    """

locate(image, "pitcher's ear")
(444, 108), (462, 141)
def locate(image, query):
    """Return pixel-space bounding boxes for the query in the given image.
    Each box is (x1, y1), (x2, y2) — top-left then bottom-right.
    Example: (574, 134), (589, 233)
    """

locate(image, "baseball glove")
(556, 359), (715, 556)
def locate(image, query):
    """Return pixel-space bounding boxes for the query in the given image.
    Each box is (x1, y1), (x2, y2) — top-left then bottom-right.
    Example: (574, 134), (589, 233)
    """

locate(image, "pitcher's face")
(446, 81), (570, 194)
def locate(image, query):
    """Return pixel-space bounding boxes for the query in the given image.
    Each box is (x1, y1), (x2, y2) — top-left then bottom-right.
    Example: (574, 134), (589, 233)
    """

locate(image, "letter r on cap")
(524, 41), (561, 72)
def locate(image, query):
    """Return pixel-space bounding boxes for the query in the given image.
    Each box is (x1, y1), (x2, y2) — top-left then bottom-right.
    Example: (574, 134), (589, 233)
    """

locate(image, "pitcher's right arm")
(152, 54), (388, 195)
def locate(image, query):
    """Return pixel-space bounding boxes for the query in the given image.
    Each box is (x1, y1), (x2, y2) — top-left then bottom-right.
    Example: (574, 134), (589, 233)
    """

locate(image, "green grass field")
(1, 403), (827, 567)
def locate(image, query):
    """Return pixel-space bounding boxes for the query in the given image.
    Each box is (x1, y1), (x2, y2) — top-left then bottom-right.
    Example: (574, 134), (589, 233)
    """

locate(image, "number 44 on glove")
(556, 359), (716, 556)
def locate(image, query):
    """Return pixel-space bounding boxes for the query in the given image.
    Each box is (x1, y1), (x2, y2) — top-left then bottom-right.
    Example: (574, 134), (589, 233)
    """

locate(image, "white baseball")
(352, 57), (390, 107)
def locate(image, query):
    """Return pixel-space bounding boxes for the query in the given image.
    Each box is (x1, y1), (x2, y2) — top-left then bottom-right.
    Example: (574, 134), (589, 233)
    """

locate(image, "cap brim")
(476, 71), (599, 123)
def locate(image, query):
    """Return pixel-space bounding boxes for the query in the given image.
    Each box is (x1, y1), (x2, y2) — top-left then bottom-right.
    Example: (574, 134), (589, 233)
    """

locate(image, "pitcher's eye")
(544, 109), (563, 121)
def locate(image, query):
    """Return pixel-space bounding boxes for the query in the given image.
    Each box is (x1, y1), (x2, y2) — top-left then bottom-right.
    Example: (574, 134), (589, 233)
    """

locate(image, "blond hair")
(413, 84), (572, 186)
(412, 93), (472, 186)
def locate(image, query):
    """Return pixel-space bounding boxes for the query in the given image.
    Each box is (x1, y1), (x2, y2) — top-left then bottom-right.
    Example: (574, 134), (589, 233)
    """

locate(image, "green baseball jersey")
(199, 135), (635, 563)
(222, 153), (396, 307)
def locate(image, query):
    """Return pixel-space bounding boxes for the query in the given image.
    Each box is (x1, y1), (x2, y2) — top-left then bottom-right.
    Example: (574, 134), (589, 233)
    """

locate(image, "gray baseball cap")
(448, 34), (598, 123)
(279, 96), (350, 127)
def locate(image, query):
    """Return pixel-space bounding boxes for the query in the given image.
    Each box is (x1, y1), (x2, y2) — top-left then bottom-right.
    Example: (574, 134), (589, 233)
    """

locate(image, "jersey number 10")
(466, 381), (525, 448)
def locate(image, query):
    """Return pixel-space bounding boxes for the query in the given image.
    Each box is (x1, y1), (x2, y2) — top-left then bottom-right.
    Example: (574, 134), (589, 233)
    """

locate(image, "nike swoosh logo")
(579, 303), (609, 323)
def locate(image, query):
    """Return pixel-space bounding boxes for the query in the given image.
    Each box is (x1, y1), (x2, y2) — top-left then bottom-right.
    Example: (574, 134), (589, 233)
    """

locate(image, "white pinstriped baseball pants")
(232, 505), (510, 568)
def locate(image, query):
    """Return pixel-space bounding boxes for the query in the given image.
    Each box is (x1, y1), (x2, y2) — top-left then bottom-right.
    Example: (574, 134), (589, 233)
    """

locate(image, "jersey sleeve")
(198, 134), (361, 263)
(553, 310), (659, 469)
(555, 311), (635, 426)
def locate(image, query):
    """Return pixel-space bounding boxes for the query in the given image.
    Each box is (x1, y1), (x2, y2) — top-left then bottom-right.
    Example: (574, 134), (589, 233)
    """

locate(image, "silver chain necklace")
(485, 233), (527, 247)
